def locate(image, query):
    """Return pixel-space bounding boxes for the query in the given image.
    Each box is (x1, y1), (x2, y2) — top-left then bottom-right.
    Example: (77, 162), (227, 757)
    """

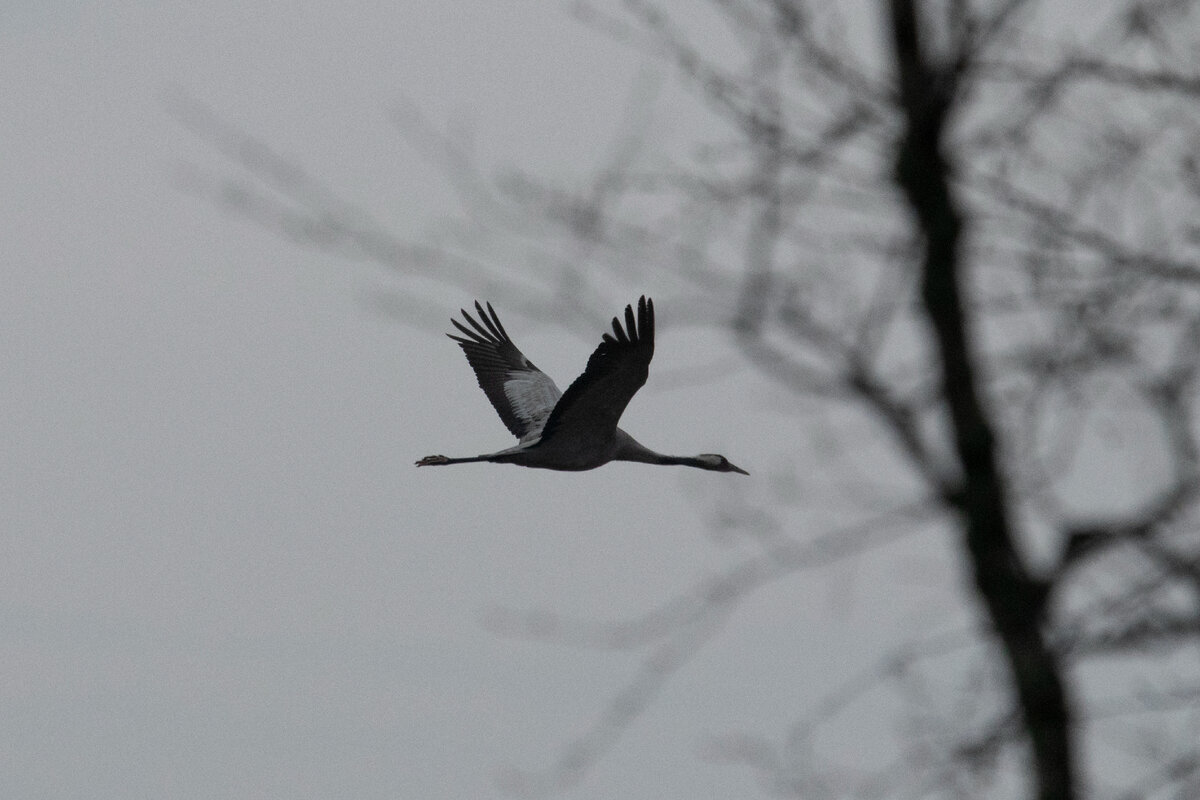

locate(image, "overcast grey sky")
(2, 3), (970, 798)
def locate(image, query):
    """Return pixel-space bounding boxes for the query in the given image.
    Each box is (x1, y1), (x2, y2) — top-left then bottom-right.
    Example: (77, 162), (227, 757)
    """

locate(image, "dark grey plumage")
(417, 297), (747, 475)
(539, 296), (652, 449)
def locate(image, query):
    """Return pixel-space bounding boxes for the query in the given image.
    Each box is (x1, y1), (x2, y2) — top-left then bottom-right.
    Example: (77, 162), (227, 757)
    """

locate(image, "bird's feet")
(415, 454), (449, 467)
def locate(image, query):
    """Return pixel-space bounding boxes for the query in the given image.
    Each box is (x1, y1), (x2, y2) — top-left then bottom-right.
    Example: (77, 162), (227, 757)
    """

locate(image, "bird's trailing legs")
(415, 455), (449, 466)
(415, 453), (497, 467)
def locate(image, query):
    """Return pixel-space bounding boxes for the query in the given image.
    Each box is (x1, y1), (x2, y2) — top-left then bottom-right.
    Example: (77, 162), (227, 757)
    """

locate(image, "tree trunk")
(888, 2), (1075, 798)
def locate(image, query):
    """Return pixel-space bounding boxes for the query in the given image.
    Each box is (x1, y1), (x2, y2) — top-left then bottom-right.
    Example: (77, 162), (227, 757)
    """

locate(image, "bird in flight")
(416, 296), (748, 474)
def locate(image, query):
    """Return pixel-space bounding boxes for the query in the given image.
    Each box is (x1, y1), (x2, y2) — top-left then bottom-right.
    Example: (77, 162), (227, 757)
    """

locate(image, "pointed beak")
(729, 463), (749, 476)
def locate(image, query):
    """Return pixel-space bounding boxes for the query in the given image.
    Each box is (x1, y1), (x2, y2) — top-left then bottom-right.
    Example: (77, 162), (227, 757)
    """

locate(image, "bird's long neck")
(612, 431), (698, 468)
(656, 454), (710, 468)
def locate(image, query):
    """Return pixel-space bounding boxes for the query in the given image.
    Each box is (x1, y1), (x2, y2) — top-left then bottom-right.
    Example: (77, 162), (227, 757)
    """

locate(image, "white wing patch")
(504, 372), (562, 442)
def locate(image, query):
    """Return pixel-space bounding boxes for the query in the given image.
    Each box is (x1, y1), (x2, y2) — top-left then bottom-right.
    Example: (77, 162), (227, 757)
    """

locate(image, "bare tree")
(174, 1), (1200, 798)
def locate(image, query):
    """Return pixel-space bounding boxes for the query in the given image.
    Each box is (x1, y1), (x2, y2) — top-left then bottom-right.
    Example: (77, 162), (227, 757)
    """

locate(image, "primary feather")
(537, 296), (653, 450)
(446, 301), (562, 443)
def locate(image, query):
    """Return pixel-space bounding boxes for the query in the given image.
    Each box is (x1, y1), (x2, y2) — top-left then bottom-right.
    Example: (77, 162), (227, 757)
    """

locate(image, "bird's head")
(697, 454), (749, 475)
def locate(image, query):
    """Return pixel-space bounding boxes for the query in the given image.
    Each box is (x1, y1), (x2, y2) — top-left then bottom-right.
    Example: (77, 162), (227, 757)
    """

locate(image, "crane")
(416, 296), (748, 475)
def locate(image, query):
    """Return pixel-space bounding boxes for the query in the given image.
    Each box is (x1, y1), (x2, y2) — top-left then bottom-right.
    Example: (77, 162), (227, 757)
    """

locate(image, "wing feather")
(538, 296), (654, 447)
(447, 302), (561, 441)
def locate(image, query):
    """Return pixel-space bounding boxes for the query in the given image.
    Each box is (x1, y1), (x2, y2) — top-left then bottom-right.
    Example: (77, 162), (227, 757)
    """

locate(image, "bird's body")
(416, 297), (747, 475)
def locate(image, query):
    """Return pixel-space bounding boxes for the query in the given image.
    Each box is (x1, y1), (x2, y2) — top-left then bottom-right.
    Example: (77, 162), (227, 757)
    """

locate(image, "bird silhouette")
(416, 296), (747, 474)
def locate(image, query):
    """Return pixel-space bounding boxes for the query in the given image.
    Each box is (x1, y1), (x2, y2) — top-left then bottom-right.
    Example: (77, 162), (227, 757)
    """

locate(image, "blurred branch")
(975, 172), (1200, 284)
(485, 497), (943, 651)
(981, 57), (1200, 98)
(486, 497), (942, 794)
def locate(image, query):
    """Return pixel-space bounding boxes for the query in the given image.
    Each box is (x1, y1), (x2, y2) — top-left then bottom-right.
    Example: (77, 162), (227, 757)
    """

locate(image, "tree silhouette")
(175, 1), (1200, 798)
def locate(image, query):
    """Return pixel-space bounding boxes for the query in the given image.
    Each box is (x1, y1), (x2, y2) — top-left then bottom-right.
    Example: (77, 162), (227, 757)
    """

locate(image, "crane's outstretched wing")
(447, 301), (562, 442)
(538, 296), (654, 447)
